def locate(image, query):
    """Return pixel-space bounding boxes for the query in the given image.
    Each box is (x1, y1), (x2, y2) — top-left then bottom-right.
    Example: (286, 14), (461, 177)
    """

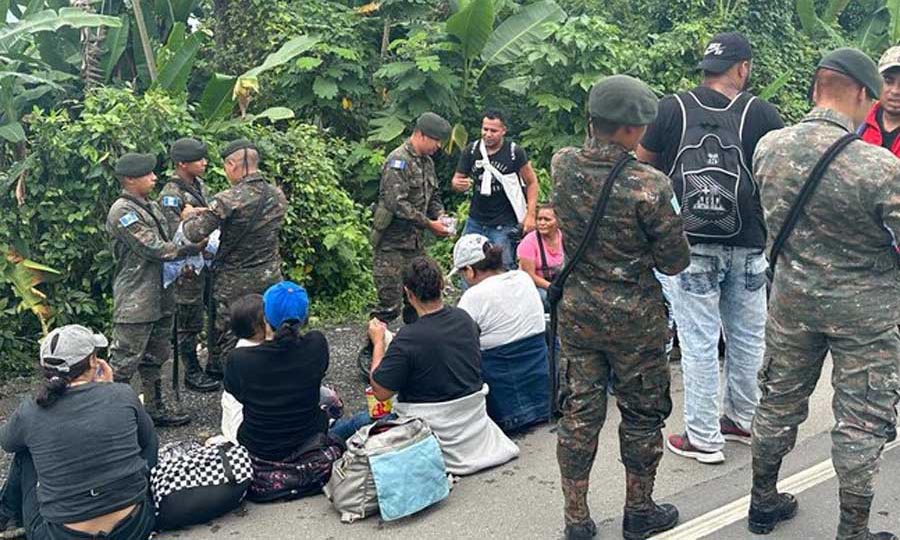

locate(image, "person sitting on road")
(223, 282), (344, 502)
(517, 204), (565, 309)
(210, 293), (343, 446)
(368, 256), (519, 475)
(453, 234), (549, 432)
(0, 325), (158, 539)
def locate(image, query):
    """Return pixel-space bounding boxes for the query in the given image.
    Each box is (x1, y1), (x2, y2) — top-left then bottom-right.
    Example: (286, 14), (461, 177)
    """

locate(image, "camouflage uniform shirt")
(552, 139), (691, 346)
(377, 141), (444, 251)
(182, 173), (287, 277)
(106, 192), (188, 324)
(159, 176), (212, 305)
(755, 107), (900, 333)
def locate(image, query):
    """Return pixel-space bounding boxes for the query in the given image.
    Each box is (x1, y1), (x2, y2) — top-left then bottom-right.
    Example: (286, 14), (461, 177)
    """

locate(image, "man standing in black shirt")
(637, 32), (784, 465)
(452, 110), (539, 269)
(859, 46), (900, 158)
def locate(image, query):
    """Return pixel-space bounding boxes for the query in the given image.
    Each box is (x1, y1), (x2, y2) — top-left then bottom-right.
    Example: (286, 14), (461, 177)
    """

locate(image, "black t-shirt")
(877, 107), (900, 150)
(641, 86), (784, 249)
(456, 139), (528, 226)
(373, 306), (483, 403)
(224, 332), (329, 461)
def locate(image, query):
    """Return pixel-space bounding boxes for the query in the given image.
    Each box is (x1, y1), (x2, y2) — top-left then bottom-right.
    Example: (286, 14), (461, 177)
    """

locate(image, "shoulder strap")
(118, 193), (169, 241)
(176, 178), (208, 207)
(767, 132), (858, 280)
(211, 181), (274, 269)
(536, 232), (551, 281)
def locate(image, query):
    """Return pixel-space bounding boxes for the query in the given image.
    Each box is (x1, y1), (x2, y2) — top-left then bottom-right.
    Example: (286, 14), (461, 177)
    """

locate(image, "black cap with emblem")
(697, 32), (753, 74)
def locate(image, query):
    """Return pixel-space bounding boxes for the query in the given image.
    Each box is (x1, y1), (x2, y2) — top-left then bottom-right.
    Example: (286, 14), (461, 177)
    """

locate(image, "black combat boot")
(183, 347), (220, 392)
(145, 379), (191, 427)
(622, 471), (679, 540)
(837, 490), (898, 540)
(205, 355), (224, 381)
(748, 459), (797, 534)
(564, 518), (597, 540)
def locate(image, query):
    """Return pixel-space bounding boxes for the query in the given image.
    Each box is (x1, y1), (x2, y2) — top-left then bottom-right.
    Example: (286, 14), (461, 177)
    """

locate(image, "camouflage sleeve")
(157, 183), (183, 238)
(110, 206), (184, 262)
(638, 170), (691, 275)
(873, 160), (900, 245)
(381, 165), (429, 227)
(426, 165), (444, 220)
(182, 192), (231, 242)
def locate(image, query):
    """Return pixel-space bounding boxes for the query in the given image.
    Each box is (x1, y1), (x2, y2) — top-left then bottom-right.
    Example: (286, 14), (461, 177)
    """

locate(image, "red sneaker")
(666, 433), (725, 464)
(720, 416), (752, 446)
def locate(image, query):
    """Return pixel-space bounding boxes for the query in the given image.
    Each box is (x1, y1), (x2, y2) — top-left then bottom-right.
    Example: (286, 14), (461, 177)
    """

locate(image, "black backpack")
(668, 91), (756, 240)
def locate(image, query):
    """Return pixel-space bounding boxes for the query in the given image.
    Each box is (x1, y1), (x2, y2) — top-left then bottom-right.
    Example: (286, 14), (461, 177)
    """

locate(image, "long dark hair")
(273, 319), (303, 343)
(470, 244), (505, 275)
(35, 355), (92, 408)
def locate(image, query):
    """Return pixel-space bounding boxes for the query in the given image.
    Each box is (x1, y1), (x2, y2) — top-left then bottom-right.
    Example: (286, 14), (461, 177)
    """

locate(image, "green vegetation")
(0, 0), (893, 375)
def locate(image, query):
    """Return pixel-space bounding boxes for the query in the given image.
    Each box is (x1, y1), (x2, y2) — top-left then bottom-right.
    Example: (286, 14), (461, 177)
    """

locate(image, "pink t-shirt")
(517, 230), (565, 279)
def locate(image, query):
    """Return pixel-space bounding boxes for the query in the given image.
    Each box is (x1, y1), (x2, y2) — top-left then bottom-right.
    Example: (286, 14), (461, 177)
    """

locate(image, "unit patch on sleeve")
(119, 212), (139, 228)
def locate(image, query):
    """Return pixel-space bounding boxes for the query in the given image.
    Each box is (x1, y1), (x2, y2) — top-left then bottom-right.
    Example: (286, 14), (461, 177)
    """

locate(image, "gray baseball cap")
(449, 234), (490, 276)
(39, 325), (108, 373)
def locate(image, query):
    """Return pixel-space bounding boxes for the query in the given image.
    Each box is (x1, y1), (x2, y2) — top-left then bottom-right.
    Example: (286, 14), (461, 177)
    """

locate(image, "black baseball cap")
(698, 32), (753, 74)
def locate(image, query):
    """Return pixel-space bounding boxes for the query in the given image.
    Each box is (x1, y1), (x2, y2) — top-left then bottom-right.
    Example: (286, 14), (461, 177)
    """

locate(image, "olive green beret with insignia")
(220, 138), (258, 160)
(588, 74), (658, 126)
(415, 112), (452, 142)
(170, 137), (207, 163)
(114, 153), (156, 177)
(818, 47), (881, 99)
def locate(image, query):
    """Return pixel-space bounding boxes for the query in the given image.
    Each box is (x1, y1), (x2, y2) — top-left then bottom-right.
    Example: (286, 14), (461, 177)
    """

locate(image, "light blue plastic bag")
(369, 434), (449, 521)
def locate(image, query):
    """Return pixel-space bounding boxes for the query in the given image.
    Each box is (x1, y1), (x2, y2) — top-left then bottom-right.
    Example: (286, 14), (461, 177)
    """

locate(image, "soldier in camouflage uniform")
(750, 48), (900, 540)
(158, 137), (220, 392)
(371, 112), (453, 324)
(182, 139), (287, 375)
(107, 152), (199, 427)
(552, 75), (691, 540)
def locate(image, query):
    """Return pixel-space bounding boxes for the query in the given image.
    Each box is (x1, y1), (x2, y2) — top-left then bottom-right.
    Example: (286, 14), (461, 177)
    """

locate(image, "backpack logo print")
(707, 153), (719, 165)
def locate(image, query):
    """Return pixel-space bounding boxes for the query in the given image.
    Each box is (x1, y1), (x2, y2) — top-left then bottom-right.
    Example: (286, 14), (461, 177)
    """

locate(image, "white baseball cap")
(448, 234), (490, 276)
(39, 325), (108, 373)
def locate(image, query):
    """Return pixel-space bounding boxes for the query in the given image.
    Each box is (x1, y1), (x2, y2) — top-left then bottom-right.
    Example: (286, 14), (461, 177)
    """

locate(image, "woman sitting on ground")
(517, 204), (565, 309)
(368, 256), (519, 475)
(223, 282), (344, 502)
(454, 234), (550, 433)
(0, 325), (158, 539)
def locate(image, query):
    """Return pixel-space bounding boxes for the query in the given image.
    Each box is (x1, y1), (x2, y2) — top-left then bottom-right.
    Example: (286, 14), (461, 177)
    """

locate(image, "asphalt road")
(161, 356), (900, 540)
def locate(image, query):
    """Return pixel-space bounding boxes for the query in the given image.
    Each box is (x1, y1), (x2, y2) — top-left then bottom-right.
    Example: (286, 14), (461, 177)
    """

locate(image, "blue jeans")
(329, 411), (398, 442)
(655, 271), (676, 356)
(671, 244), (767, 452)
(462, 216), (519, 270)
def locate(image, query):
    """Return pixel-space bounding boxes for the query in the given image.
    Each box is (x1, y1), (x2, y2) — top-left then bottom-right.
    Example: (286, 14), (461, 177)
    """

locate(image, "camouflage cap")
(588, 74), (658, 125)
(879, 46), (900, 74)
(114, 152), (156, 177)
(818, 47), (882, 99)
(415, 112), (452, 142)
(220, 138), (258, 160)
(170, 137), (207, 163)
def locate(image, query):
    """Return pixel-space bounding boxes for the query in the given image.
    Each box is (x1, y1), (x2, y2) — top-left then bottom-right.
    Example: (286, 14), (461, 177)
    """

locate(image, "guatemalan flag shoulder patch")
(388, 159), (407, 170)
(119, 212), (139, 228)
(162, 195), (182, 208)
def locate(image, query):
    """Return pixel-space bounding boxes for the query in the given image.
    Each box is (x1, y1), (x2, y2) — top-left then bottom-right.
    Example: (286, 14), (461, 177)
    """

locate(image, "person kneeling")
(367, 257), (519, 475)
(223, 282), (343, 502)
(454, 234), (550, 432)
(0, 325), (158, 539)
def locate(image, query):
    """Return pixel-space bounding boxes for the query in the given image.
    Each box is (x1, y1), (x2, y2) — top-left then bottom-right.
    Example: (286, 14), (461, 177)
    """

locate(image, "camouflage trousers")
(556, 338), (672, 525)
(209, 266), (281, 366)
(372, 247), (422, 324)
(752, 315), (900, 498)
(175, 302), (204, 359)
(110, 315), (173, 385)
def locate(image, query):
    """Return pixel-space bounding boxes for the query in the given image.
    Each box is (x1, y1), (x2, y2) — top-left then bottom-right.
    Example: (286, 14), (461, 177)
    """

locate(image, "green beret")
(818, 47), (881, 99)
(415, 112), (452, 142)
(588, 75), (658, 126)
(170, 137), (207, 163)
(114, 153), (156, 177)
(220, 138), (258, 160)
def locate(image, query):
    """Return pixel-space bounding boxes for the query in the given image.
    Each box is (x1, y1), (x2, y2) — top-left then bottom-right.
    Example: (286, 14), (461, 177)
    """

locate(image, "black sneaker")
(623, 503), (679, 540)
(149, 406), (191, 428)
(564, 518), (597, 540)
(185, 370), (221, 392)
(748, 493), (798, 534)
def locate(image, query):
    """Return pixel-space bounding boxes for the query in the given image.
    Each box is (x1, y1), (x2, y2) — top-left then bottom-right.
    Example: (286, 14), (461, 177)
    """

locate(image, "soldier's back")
(756, 108), (900, 332)
(552, 141), (689, 345)
(212, 174), (286, 274)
